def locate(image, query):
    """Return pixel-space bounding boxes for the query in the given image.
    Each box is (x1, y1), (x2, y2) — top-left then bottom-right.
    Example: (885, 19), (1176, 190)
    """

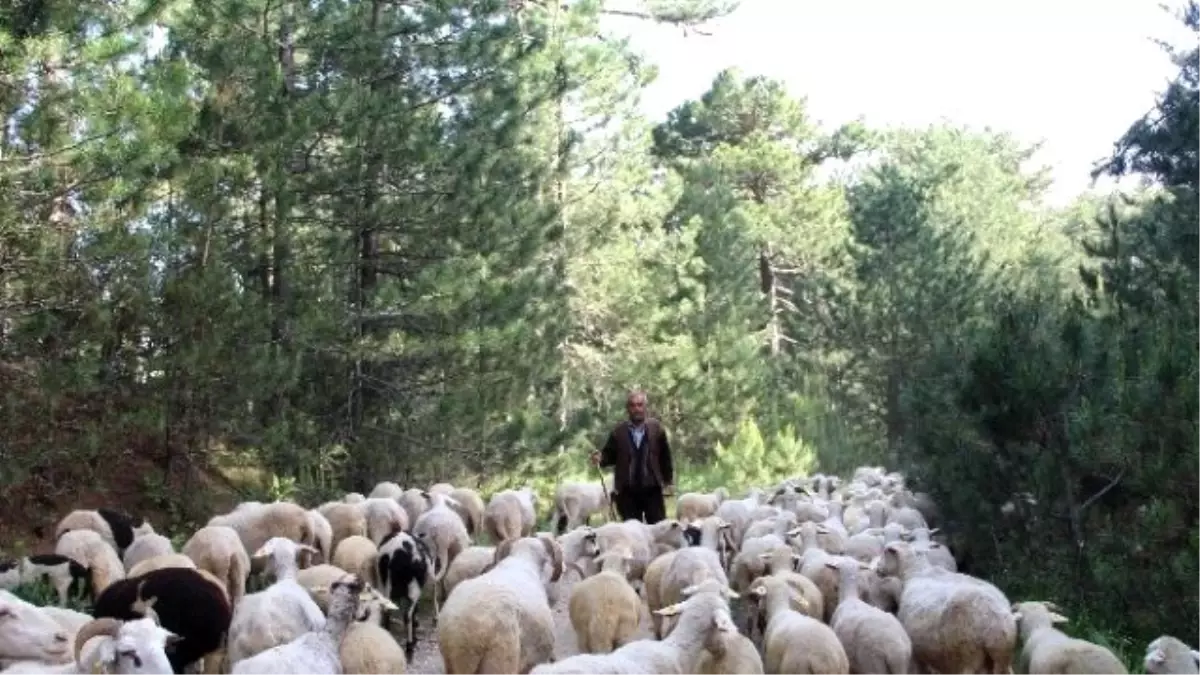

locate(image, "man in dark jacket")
(589, 390), (675, 524)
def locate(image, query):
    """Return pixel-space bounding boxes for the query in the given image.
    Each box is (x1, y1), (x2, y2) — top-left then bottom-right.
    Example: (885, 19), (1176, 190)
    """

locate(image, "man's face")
(626, 394), (647, 424)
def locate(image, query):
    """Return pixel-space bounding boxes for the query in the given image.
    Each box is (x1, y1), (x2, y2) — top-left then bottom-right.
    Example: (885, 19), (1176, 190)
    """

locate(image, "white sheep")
(447, 487), (486, 537)
(181, 525), (252, 606)
(593, 518), (689, 583)
(126, 553), (196, 578)
(877, 541), (1016, 674)
(207, 501), (315, 564)
(442, 545), (496, 597)
(397, 489), (430, 530)
(332, 535), (379, 588)
(120, 534), (174, 574)
(437, 535), (563, 673)
(551, 483), (611, 533)
(54, 510), (154, 557)
(657, 517), (731, 637)
(749, 574), (849, 674)
(226, 537), (325, 665)
(317, 501), (369, 555)
(339, 618), (407, 674)
(230, 574), (363, 674)
(1012, 601), (1128, 674)
(0, 589), (72, 665)
(1144, 635), (1200, 674)
(530, 582), (740, 674)
(368, 481), (404, 500)
(567, 548), (640, 654)
(675, 488), (729, 525)
(54, 529), (125, 600)
(307, 509), (334, 564)
(2, 555), (89, 607)
(899, 527), (956, 571)
(357, 498), (408, 545)
(826, 558), (912, 673)
(1, 615), (179, 675)
(411, 492), (470, 620)
(483, 488), (538, 543)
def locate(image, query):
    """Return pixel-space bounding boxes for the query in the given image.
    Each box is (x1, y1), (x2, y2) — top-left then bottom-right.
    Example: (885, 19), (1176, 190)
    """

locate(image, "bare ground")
(405, 573), (658, 674)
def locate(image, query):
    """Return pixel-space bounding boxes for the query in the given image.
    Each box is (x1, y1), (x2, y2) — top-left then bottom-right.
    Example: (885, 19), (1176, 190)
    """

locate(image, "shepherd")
(589, 389), (675, 524)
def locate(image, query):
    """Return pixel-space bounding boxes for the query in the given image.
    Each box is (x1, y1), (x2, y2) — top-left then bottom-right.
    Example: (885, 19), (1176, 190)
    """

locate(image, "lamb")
(749, 574), (850, 675)
(876, 541), (1016, 674)
(448, 487), (486, 537)
(121, 534), (174, 574)
(54, 529), (125, 600)
(826, 558), (912, 674)
(483, 488), (538, 544)
(755, 545), (823, 621)
(555, 526), (601, 580)
(1012, 601), (1128, 674)
(674, 488), (727, 525)
(225, 537), (325, 666)
(181, 525), (252, 606)
(436, 535), (563, 674)
(530, 583), (740, 675)
(0, 589), (72, 665)
(230, 574), (364, 674)
(551, 483), (611, 534)
(54, 509), (154, 557)
(375, 530), (434, 660)
(411, 492), (471, 620)
(207, 501), (315, 564)
(567, 548), (640, 654)
(1, 615), (181, 675)
(91, 566), (232, 673)
(332, 535), (379, 587)
(1144, 635), (1200, 674)
(2, 554), (90, 606)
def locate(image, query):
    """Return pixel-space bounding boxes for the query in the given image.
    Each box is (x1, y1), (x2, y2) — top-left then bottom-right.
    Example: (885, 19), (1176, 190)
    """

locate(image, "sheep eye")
(119, 650), (142, 668)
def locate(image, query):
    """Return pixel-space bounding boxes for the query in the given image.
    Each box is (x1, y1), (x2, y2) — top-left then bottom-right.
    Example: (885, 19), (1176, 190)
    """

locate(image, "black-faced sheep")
(91, 567), (233, 674)
(376, 530), (433, 661)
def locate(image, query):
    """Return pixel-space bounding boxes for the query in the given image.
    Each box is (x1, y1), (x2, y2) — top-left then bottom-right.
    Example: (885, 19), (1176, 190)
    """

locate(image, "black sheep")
(92, 567), (232, 674)
(376, 530), (434, 660)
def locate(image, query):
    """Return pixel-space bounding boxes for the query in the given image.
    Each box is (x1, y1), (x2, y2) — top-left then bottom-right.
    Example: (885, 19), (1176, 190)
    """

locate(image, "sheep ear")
(757, 553), (771, 561)
(927, 528), (940, 535)
(654, 603), (683, 617)
(1048, 612), (1069, 624)
(823, 561), (838, 571)
(1012, 611), (1023, 621)
(1189, 649), (1199, 666)
(785, 527), (803, 537)
(724, 588), (739, 600)
(680, 584), (699, 596)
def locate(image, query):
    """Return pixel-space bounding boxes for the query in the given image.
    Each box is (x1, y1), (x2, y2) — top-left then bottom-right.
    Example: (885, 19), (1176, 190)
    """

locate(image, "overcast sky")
(603, 0), (1190, 204)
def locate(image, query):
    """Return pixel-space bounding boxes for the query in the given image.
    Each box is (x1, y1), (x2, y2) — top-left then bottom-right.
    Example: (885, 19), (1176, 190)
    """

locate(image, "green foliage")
(684, 418), (816, 494)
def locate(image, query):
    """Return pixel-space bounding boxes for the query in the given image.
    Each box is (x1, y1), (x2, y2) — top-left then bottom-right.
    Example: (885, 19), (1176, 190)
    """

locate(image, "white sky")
(602, 0), (1192, 205)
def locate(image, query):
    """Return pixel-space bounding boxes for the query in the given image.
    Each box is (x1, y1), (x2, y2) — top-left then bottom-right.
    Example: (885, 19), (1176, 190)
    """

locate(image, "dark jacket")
(599, 417), (674, 493)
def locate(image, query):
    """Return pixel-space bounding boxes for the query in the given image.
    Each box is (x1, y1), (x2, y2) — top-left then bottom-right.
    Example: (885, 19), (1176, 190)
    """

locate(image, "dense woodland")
(0, 0), (1196, 654)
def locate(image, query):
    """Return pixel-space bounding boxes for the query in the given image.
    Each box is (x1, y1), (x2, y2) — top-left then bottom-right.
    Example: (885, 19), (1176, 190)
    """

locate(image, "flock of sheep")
(0, 466), (1196, 674)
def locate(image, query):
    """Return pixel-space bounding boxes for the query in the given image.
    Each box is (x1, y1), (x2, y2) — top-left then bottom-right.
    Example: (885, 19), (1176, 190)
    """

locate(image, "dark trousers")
(614, 485), (667, 524)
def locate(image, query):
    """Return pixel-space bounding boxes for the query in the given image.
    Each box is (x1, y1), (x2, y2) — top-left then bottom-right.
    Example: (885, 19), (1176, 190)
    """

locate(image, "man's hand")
(588, 451), (601, 467)
(663, 483), (675, 497)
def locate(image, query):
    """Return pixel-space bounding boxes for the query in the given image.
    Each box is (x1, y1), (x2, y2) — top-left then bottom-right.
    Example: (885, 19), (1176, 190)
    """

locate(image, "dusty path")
(405, 573), (657, 674)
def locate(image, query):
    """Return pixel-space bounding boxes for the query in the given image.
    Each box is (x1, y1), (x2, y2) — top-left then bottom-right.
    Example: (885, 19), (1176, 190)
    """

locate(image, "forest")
(0, 0), (1195, 653)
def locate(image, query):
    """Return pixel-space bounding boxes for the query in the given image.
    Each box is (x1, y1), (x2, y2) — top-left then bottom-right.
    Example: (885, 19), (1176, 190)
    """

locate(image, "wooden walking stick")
(594, 459), (620, 522)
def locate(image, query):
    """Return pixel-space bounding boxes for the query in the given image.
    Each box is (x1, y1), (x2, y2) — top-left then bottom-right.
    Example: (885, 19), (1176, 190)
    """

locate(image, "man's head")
(626, 390), (647, 424)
